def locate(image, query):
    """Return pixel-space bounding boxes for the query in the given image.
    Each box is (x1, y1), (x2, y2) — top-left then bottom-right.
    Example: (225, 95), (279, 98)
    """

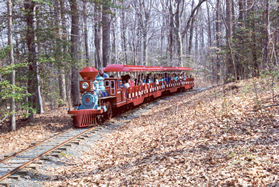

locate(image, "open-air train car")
(68, 64), (194, 128)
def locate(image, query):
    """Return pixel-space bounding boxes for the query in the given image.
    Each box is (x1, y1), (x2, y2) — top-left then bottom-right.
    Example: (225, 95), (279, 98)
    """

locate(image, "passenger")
(130, 79), (134, 87)
(155, 77), (159, 85)
(98, 68), (109, 78)
(123, 80), (130, 88)
(159, 74), (164, 82)
(138, 74), (143, 84)
(164, 73), (171, 82)
(173, 73), (178, 81)
(145, 75), (149, 83)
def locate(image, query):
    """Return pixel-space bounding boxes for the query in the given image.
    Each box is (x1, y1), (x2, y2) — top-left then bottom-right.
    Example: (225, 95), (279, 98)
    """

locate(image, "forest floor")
(0, 107), (72, 157)
(40, 76), (278, 186)
(1, 76), (279, 186)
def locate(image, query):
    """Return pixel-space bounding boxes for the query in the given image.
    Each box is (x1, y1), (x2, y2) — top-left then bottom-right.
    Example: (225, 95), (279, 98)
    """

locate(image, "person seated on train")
(153, 74), (159, 85)
(173, 73), (178, 81)
(155, 77), (159, 85)
(181, 73), (186, 80)
(159, 74), (164, 82)
(145, 75), (150, 83)
(164, 73), (170, 83)
(130, 78), (134, 87)
(121, 74), (130, 83)
(123, 80), (130, 88)
(98, 68), (109, 78)
(149, 75), (153, 83)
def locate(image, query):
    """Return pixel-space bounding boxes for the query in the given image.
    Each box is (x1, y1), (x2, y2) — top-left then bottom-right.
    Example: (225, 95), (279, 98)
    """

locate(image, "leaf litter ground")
(44, 77), (279, 186)
(2, 77), (279, 186)
(0, 107), (72, 157)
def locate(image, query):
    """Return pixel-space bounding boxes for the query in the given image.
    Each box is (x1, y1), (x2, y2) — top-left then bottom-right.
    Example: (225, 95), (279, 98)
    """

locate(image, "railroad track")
(0, 126), (99, 182)
(0, 87), (210, 185)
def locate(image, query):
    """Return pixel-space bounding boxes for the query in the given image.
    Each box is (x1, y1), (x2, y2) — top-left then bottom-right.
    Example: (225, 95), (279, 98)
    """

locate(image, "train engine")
(68, 67), (112, 127)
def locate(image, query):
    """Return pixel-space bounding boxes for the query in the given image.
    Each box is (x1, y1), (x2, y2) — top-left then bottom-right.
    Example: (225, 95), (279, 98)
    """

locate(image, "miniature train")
(68, 64), (194, 127)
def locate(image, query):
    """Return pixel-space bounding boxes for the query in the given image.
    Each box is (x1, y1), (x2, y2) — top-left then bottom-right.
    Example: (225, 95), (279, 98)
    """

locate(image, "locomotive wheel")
(96, 114), (105, 124)
(105, 102), (113, 120)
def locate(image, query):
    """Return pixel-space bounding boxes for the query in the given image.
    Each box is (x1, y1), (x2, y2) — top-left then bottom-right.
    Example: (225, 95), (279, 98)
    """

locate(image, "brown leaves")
(0, 107), (72, 156)
(41, 78), (279, 185)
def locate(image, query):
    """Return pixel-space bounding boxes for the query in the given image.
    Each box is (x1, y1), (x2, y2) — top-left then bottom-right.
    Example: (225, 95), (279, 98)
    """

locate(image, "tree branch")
(252, 103), (279, 112)
(181, 0), (207, 38)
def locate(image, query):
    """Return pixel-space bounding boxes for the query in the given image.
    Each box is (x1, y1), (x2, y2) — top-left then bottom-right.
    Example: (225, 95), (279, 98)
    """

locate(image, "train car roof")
(104, 64), (193, 72)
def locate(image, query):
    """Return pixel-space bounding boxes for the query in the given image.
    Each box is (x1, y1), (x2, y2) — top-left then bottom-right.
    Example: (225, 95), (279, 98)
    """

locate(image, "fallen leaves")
(4, 77), (279, 186)
(0, 107), (72, 156)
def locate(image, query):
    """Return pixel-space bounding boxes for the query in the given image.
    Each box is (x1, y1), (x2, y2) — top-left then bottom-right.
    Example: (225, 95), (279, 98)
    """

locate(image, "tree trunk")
(168, 0), (174, 65)
(34, 6), (44, 114)
(143, 33), (148, 65)
(263, 0), (270, 68)
(206, 1), (214, 83)
(102, 1), (111, 67)
(7, 0), (16, 130)
(111, 21), (116, 64)
(54, 0), (67, 103)
(247, 0), (259, 77)
(187, 0), (195, 56)
(94, 4), (102, 69)
(83, 0), (90, 66)
(216, 0), (221, 83)
(194, 24), (198, 57)
(225, 0), (232, 82)
(59, 0), (70, 105)
(70, 0), (80, 106)
(120, 3), (128, 64)
(174, 0), (183, 66)
(24, 0), (44, 118)
(188, 18), (194, 56)
(161, 19), (165, 58)
(236, 0), (244, 79)
(231, 0), (236, 35)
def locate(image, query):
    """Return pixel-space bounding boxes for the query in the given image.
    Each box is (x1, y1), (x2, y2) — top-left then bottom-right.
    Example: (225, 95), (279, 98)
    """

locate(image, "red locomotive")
(68, 64), (194, 127)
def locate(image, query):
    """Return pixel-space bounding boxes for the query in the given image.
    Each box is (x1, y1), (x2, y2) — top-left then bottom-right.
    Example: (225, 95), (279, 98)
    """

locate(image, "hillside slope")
(45, 77), (279, 186)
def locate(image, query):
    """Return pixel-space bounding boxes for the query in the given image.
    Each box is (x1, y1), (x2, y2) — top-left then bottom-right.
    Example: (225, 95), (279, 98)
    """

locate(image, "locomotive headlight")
(82, 82), (89, 89)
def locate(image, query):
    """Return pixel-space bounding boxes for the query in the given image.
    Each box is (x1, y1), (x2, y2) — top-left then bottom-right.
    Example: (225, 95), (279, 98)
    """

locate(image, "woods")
(0, 0), (278, 130)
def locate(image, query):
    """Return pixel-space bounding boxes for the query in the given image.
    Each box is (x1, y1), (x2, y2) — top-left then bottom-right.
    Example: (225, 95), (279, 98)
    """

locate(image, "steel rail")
(0, 126), (97, 182)
(0, 128), (73, 164)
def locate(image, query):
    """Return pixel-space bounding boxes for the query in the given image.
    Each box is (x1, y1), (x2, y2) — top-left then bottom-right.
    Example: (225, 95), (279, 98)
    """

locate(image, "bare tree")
(262, 0), (270, 68)
(102, 0), (111, 67)
(54, 0), (67, 103)
(83, 0), (90, 66)
(7, 0), (16, 130)
(94, 4), (102, 69)
(174, 0), (183, 66)
(70, 0), (80, 106)
(120, 1), (128, 64)
(167, 0), (174, 64)
(215, 0), (221, 82)
(24, 0), (44, 118)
